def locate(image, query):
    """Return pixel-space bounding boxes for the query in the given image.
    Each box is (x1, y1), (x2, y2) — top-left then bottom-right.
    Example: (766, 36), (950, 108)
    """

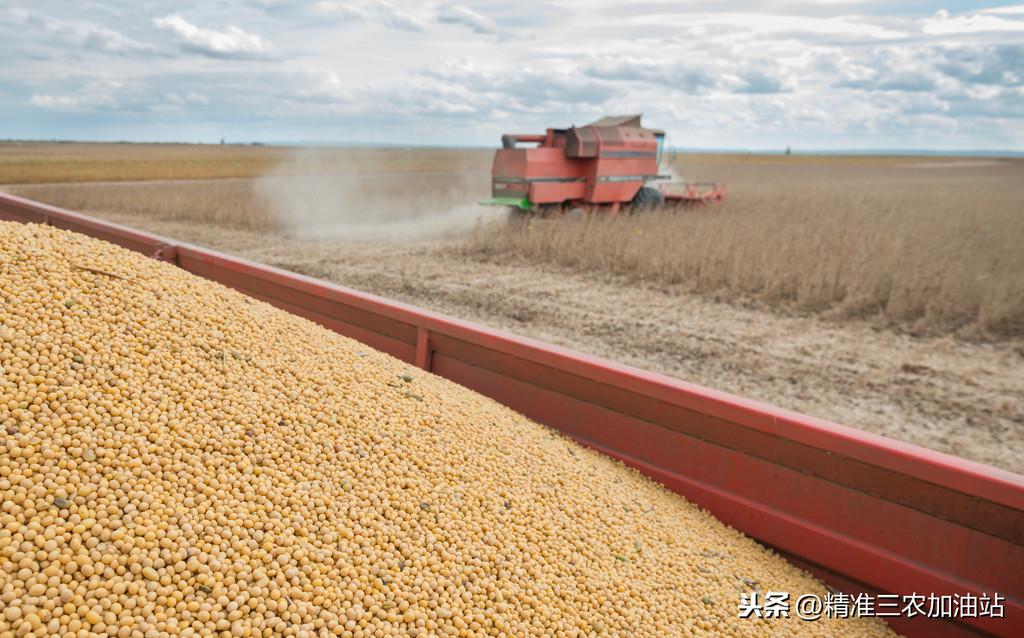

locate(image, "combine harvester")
(486, 114), (725, 215)
(0, 191), (1020, 637)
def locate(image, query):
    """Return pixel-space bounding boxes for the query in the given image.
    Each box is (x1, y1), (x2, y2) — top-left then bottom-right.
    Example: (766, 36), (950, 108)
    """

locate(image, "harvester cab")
(486, 114), (724, 215)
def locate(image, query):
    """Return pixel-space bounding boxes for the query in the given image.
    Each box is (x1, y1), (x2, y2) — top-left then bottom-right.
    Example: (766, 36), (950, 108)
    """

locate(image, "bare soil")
(48, 205), (1024, 475)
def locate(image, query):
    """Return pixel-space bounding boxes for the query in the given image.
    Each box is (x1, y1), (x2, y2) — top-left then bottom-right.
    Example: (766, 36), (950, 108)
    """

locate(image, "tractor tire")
(630, 186), (664, 211)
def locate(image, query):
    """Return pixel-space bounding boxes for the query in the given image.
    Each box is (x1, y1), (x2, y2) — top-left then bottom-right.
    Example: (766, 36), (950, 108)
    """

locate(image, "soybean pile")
(0, 223), (896, 637)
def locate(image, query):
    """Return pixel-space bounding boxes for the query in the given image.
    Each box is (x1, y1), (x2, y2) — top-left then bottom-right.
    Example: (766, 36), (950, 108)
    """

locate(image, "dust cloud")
(253, 148), (500, 242)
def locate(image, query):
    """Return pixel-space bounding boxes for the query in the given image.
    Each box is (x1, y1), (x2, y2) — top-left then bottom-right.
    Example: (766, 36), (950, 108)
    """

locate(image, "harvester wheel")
(630, 186), (664, 211)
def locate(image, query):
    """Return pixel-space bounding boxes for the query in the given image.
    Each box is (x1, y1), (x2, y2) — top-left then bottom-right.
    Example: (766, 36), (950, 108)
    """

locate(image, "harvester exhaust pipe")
(501, 134), (546, 149)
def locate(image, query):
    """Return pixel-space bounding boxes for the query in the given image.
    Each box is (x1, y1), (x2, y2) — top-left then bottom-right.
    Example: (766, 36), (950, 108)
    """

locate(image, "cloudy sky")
(1, 1), (1022, 150)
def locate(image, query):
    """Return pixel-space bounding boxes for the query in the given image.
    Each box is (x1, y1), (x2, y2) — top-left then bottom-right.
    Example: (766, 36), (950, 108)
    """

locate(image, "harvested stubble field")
(469, 154), (1024, 339)
(0, 142), (488, 184)
(2, 143), (1022, 473)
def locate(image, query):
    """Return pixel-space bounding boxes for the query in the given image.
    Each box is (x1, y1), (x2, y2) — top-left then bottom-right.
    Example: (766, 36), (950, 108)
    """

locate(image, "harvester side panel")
(1, 191), (1020, 638)
(588, 178), (644, 203)
(491, 149), (529, 199)
(588, 158), (658, 203)
(584, 127), (659, 203)
(531, 181), (587, 205)
(493, 147), (587, 205)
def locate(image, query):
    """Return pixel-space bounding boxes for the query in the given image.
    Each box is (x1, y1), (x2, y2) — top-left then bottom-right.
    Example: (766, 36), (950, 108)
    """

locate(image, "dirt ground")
(45, 204), (1024, 475)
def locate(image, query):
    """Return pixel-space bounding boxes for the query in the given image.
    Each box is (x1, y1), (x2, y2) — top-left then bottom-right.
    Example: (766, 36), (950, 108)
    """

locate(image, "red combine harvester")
(486, 114), (724, 215)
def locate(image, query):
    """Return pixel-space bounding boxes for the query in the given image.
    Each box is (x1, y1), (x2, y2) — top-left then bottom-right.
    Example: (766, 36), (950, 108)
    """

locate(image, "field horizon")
(1, 142), (1021, 471)
(3, 142), (1022, 340)
(2, 138), (1023, 158)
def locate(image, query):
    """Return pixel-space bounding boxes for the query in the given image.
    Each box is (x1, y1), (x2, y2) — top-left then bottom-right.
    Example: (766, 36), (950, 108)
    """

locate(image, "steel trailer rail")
(1, 191), (1021, 637)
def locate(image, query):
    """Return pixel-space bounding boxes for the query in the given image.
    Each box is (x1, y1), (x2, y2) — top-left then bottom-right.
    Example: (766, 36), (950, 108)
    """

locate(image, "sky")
(1, 1), (1022, 150)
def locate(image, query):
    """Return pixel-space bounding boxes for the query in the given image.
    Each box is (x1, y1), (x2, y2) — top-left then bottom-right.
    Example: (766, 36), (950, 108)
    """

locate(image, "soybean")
(0, 223), (896, 637)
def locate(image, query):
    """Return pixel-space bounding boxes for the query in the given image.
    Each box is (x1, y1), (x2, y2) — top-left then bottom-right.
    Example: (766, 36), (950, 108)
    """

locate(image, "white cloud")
(583, 57), (717, 93)
(31, 80), (133, 111)
(981, 5), (1024, 16)
(628, 11), (907, 40)
(314, 2), (370, 19)
(154, 14), (273, 58)
(30, 95), (99, 110)
(30, 78), (215, 116)
(422, 59), (619, 112)
(935, 44), (1024, 87)
(923, 9), (1024, 34)
(438, 5), (498, 35)
(312, 0), (425, 31)
(290, 68), (351, 103)
(736, 70), (791, 94)
(4, 1), (1024, 149)
(7, 7), (155, 56)
(374, 1), (427, 32)
(167, 91), (210, 106)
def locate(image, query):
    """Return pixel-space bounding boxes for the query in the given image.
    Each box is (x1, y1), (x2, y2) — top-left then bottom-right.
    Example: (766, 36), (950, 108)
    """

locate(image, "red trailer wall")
(1, 192), (1021, 637)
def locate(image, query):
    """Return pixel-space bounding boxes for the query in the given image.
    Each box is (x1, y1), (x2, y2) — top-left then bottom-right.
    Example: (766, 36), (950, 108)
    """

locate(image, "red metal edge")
(171, 239), (1024, 509)
(2, 191), (1022, 637)
(428, 351), (1022, 636)
(781, 552), (982, 638)
(0, 193), (1012, 507)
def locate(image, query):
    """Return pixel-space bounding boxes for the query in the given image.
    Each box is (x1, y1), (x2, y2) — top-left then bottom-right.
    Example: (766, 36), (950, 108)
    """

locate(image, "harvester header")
(487, 114), (724, 215)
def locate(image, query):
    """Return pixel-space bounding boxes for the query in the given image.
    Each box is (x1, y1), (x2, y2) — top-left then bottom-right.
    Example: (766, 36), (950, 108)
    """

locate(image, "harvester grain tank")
(487, 114), (724, 214)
